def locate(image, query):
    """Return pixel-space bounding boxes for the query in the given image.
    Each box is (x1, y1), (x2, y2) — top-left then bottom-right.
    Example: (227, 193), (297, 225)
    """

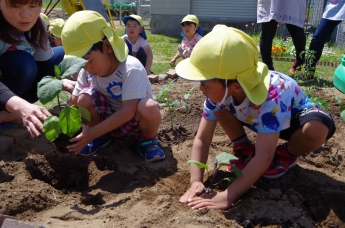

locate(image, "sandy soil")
(1, 78), (345, 228)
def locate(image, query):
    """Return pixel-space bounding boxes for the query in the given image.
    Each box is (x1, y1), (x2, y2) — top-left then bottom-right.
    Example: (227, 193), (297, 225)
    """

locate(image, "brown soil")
(1, 78), (345, 228)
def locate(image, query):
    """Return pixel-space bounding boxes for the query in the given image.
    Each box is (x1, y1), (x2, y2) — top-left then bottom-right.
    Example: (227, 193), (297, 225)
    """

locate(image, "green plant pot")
(333, 55), (345, 94)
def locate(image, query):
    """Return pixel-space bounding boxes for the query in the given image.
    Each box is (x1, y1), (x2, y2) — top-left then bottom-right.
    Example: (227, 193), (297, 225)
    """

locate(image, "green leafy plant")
(187, 152), (241, 194)
(37, 57), (90, 142)
(181, 87), (195, 112)
(340, 106), (345, 122)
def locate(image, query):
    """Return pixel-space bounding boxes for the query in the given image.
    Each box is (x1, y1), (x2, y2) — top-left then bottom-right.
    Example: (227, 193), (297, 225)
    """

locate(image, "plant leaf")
(54, 65), (61, 78)
(187, 160), (208, 169)
(215, 152), (238, 164)
(37, 76), (63, 104)
(59, 106), (82, 137)
(59, 57), (87, 79)
(76, 105), (91, 122)
(43, 116), (60, 142)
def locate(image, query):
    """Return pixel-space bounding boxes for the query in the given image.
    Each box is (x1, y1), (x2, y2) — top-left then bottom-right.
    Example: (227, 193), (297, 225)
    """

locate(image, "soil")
(1, 78), (345, 228)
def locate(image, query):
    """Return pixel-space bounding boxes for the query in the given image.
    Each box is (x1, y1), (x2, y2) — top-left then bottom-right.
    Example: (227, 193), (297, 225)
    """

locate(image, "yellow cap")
(122, 14), (144, 26)
(62, 10), (128, 62)
(49, 18), (65, 38)
(181, 14), (199, 25)
(175, 25), (270, 105)
(40, 13), (50, 27)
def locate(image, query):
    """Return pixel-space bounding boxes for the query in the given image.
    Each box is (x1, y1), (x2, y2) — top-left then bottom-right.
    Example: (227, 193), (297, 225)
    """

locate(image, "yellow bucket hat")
(181, 14), (199, 25)
(49, 18), (65, 38)
(175, 25), (270, 105)
(122, 14), (147, 39)
(40, 13), (50, 27)
(62, 10), (128, 62)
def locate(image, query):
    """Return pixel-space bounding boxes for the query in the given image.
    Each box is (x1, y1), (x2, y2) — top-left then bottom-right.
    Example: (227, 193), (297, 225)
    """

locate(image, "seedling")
(37, 57), (90, 142)
(187, 152), (241, 194)
(181, 87), (195, 112)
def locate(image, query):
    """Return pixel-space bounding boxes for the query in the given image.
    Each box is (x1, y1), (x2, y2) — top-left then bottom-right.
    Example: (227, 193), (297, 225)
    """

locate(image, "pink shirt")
(179, 33), (202, 58)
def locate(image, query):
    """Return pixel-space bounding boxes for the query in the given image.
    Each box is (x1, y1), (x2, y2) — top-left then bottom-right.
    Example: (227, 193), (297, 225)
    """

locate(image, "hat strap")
(208, 79), (228, 107)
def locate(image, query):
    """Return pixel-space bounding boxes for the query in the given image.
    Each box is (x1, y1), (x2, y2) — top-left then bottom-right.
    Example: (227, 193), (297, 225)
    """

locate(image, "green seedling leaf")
(340, 106), (345, 121)
(311, 97), (328, 111)
(232, 166), (242, 178)
(215, 152), (238, 164)
(59, 57), (87, 79)
(59, 106), (82, 137)
(37, 76), (63, 104)
(54, 65), (61, 78)
(43, 116), (60, 142)
(76, 105), (91, 122)
(223, 177), (236, 183)
(187, 160), (208, 169)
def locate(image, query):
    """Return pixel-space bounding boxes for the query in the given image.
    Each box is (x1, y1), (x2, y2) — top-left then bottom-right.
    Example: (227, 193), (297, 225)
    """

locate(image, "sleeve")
(0, 82), (16, 111)
(72, 69), (90, 97)
(139, 37), (149, 48)
(202, 98), (223, 121)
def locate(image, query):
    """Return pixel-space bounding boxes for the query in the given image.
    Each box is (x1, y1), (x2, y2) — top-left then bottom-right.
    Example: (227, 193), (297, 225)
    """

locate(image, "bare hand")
(19, 103), (51, 138)
(169, 59), (176, 67)
(186, 191), (231, 210)
(66, 123), (91, 155)
(62, 79), (76, 93)
(180, 181), (205, 203)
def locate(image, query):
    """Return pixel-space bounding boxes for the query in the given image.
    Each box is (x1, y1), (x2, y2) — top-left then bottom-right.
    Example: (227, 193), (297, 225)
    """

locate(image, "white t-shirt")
(322, 0), (345, 21)
(121, 34), (149, 53)
(72, 55), (153, 111)
(257, 0), (306, 28)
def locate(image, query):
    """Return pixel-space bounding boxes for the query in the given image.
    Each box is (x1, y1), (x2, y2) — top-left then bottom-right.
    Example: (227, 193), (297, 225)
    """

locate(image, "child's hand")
(180, 181), (205, 203)
(67, 123), (91, 155)
(187, 191), (231, 210)
(62, 79), (76, 93)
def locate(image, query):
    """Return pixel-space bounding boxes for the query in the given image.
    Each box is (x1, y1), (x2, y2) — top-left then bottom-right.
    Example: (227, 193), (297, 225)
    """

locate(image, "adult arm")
(0, 82), (16, 111)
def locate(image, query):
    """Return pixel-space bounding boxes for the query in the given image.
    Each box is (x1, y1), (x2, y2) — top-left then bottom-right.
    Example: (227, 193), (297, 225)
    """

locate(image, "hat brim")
(176, 58), (215, 81)
(64, 45), (92, 58)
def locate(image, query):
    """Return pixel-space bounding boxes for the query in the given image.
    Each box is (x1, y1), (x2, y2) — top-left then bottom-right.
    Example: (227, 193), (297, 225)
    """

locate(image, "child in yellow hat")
(61, 10), (165, 161)
(121, 14), (153, 75)
(49, 18), (65, 47)
(176, 25), (335, 210)
(170, 14), (203, 67)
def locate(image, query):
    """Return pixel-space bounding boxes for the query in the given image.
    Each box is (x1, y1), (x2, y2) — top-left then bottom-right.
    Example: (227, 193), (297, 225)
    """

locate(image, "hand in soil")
(186, 191), (231, 210)
(180, 181), (205, 203)
(67, 123), (91, 154)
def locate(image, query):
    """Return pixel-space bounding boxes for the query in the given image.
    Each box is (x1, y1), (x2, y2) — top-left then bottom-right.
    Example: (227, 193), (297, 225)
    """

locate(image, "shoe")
(137, 138), (165, 162)
(228, 142), (255, 170)
(0, 122), (15, 131)
(79, 134), (112, 156)
(262, 145), (297, 179)
(290, 59), (304, 74)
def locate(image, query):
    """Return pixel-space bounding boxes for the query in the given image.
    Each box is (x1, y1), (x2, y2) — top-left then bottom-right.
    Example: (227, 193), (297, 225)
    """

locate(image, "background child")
(49, 18), (65, 47)
(0, 0), (68, 128)
(40, 12), (50, 31)
(62, 10), (165, 162)
(169, 14), (203, 67)
(176, 25), (335, 210)
(121, 14), (153, 75)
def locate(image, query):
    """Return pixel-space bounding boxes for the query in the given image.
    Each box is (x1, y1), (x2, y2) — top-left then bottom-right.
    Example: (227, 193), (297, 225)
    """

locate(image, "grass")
(42, 1), (63, 9)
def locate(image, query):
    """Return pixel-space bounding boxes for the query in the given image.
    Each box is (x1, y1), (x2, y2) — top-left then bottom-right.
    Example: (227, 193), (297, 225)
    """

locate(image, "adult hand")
(5, 96), (51, 138)
(186, 191), (231, 210)
(180, 181), (205, 203)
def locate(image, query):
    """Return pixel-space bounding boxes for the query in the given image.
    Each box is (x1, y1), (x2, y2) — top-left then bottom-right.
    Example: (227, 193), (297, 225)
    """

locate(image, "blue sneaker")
(79, 134), (112, 156)
(137, 138), (165, 162)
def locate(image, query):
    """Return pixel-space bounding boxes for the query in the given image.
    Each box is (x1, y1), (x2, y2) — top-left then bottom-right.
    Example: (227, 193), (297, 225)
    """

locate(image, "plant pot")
(53, 129), (81, 153)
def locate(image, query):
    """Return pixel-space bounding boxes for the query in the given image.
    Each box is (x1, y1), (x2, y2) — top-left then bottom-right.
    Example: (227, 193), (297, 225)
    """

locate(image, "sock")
(282, 143), (297, 157)
(140, 134), (156, 141)
(231, 134), (250, 144)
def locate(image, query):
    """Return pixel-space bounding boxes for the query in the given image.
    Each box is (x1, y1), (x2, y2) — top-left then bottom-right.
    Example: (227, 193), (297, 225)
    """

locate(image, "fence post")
(137, 0), (141, 16)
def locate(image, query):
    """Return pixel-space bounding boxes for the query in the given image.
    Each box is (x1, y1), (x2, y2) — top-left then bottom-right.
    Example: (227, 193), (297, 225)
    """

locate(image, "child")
(121, 14), (153, 75)
(40, 13), (50, 31)
(176, 25), (335, 210)
(62, 10), (165, 162)
(169, 14), (203, 67)
(49, 18), (65, 47)
(0, 0), (67, 126)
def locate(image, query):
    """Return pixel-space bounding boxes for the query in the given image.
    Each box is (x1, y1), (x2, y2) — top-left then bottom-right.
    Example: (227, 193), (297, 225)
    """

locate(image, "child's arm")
(186, 132), (279, 210)
(143, 45), (153, 75)
(67, 99), (139, 154)
(170, 52), (181, 67)
(180, 117), (217, 202)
